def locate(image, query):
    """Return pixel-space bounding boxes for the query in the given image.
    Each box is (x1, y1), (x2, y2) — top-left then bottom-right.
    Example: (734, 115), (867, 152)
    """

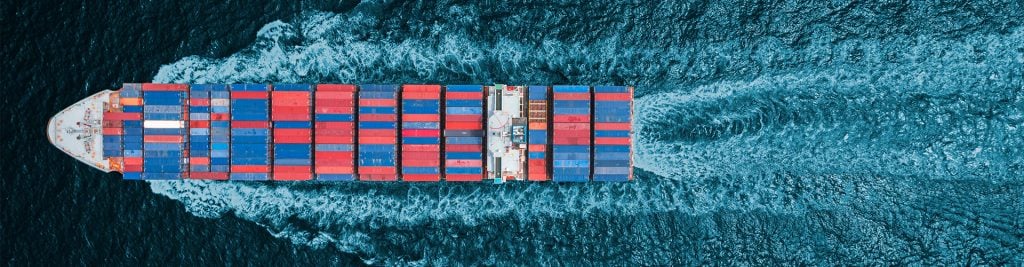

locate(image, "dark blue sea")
(4, 1), (1023, 265)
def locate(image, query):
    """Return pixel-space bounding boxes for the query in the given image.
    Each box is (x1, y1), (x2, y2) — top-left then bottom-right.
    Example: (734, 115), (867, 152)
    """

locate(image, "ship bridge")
(46, 90), (115, 172)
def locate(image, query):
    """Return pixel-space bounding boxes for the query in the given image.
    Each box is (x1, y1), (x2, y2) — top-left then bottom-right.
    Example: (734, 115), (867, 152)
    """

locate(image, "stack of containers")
(102, 92), (127, 167)
(443, 85), (485, 182)
(357, 84), (399, 181)
(209, 85), (231, 178)
(229, 84), (271, 180)
(314, 84), (357, 180)
(526, 85), (550, 181)
(119, 84), (144, 179)
(551, 85), (591, 182)
(592, 86), (633, 181)
(271, 84), (314, 180)
(141, 83), (188, 180)
(401, 85), (442, 182)
(187, 85), (213, 179)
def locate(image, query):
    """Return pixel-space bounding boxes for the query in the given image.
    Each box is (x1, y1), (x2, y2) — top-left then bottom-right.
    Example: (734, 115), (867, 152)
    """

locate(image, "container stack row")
(209, 85), (231, 177)
(188, 85), (213, 179)
(230, 84), (271, 180)
(526, 86), (550, 181)
(119, 84), (144, 179)
(314, 84), (357, 180)
(141, 83), (188, 180)
(401, 85), (442, 181)
(592, 86), (633, 181)
(357, 84), (399, 181)
(272, 84), (314, 180)
(102, 91), (137, 167)
(444, 85), (485, 181)
(551, 85), (591, 182)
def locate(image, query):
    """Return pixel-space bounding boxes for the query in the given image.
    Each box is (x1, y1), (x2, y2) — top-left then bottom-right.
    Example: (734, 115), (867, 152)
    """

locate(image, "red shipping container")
(103, 128), (124, 135)
(445, 159), (482, 167)
(402, 144), (440, 151)
(445, 122), (483, 130)
(143, 135), (184, 143)
(210, 114), (230, 120)
(315, 92), (354, 99)
(402, 114), (440, 121)
(314, 128), (355, 136)
(272, 114), (311, 121)
(445, 115), (482, 122)
(272, 106), (309, 114)
(190, 98), (210, 105)
(359, 174), (397, 181)
(315, 122), (354, 129)
(104, 112), (143, 121)
(231, 165), (270, 172)
(594, 93), (631, 101)
(315, 166), (354, 173)
(274, 135), (312, 143)
(360, 129), (396, 137)
(317, 84), (356, 91)
(315, 136), (354, 143)
(315, 106), (355, 113)
(275, 129), (312, 136)
(528, 145), (546, 151)
(232, 121), (270, 128)
(595, 137), (631, 145)
(274, 172), (313, 181)
(403, 174), (440, 182)
(402, 92), (441, 99)
(122, 164), (143, 172)
(315, 151), (353, 158)
(273, 91), (310, 98)
(552, 93), (590, 100)
(403, 159), (440, 166)
(553, 123), (591, 130)
(358, 136), (397, 144)
(404, 85), (441, 92)
(190, 157), (210, 165)
(231, 91), (269, 99)
(142, 83), (187, 91)
(313, 98), (354, 105)
(359, 166), (397, 175)
(553, 115), (590, 123)
(124, 157), (144, 165)
(359, 99), (397, 106)
(274, 166), (311, 172)
(359, 114), (397, 121)
(402, 129), (439, 137)
(445, 174), (482, 182)
(189, 172), (229, 180)
(552, 137), (591, 144)
(190, 121), (210, 128)
(527, 173), (549, 181)
(552, 130), (590, 137)
(446, 92), (483, 99)
(444, 144), (483, 152)
(594, 122), (631, 130)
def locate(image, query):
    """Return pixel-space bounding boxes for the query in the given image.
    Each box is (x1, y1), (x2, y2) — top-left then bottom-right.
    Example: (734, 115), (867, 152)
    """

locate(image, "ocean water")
(7, 0), (1024, 265)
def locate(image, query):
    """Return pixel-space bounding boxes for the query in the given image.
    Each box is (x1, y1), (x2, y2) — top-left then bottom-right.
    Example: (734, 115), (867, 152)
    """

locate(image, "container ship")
(46, 84), (633, 182)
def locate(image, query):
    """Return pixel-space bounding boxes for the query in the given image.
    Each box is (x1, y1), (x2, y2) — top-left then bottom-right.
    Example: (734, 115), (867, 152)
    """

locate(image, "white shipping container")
(143, 120), (185, 129)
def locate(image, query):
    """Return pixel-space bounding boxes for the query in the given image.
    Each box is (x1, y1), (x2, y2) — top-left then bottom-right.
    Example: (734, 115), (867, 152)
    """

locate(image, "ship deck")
(47, 90), (114, 172)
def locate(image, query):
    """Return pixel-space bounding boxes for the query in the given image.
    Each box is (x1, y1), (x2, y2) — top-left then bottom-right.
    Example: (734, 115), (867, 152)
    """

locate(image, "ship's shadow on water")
(146, 1), (1023, 265)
